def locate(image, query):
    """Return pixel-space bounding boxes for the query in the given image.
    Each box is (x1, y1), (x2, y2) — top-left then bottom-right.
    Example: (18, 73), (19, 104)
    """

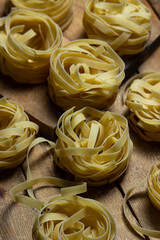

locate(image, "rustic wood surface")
(0, 0), (160, 240)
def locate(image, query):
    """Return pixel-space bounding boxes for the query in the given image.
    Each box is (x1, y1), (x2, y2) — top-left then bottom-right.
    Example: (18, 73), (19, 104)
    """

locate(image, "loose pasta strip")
(0, 97), (39, 169)
(9, 138), (116, 240)
(123, 163), (160, 238)
(8, 0), (73, 31)
(0, 9), (62, 84)
(125, 72), (160, 141)
(48, 39), (125, 110)
(54, 106), (133, 186)
(83, 0), (151, 55)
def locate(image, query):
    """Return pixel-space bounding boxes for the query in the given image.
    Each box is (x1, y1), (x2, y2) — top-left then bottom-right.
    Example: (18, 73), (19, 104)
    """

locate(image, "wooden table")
(0, 1), (160, 239)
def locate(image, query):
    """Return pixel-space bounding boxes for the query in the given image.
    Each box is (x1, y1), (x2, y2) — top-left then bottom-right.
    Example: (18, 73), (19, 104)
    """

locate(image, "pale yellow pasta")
(10, 177), (116, 240)
(54, 106), (133, 186)
(0, 97), (39, 169)
(125, 72), (160, 141)
(9, 0), (73, 31)
(48, 39), (125, 110)
(83, 0), (151, 55)
(9, 137), (116, 240)
(148, 163), (160, 211)
(123, 163), (160, 238)
(0, 9), (62, 84)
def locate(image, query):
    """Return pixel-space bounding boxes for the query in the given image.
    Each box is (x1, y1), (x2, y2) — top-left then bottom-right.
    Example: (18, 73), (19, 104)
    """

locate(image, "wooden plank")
(0, 0), (160, 139)
(149, 0), (160, 18)
(0, 168), (35, 240)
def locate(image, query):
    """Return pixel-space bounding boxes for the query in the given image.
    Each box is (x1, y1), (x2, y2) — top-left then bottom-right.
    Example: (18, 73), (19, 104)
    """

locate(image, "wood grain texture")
(149, 0), (160, 17)
(0, 168), (36, 240)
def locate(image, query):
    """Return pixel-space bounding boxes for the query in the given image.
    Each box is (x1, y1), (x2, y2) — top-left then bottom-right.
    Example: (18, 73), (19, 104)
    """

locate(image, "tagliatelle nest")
(0, 9), (62, 84)
(48, 39), (125, 110)
(54, 107), (133, 186)
(33, 195), (116, 240)
(148, 163), (160, 211)
(10, 174), (116, 240)
(9, 0), (73, 31)
(0, 97), (39, 169)
(125, 72), (160, 141)
(83, 0), (151, 55)
(123, 163), (160, 238)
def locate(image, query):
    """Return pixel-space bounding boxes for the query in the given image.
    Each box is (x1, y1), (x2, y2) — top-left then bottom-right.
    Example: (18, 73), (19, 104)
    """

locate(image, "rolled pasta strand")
(0, 97), (39, 170)
(0, 9), (62, 84)
(48, 39), (125, 110)
(54, 106), (133, 186)
(83, 0), (151, 56)
(125, 72), (160, 141)
(123, 163), (160, 238)
(8, 0), (73, 31)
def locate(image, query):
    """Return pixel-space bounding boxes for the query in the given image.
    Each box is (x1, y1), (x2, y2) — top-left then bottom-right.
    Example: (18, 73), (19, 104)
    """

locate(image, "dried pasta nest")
(148, 163), (160, 211)
(125, 72), (160, 141)
(33, 194), (116, 240)
(10, 175), (116, 240)
(83, 0), (151, 55)
(0, 9), (62, 84)
(0, 97), (39, 169)
(48, 39), (125, 110)
(54, 107), (133, 186)
(9, 0), (73, 31)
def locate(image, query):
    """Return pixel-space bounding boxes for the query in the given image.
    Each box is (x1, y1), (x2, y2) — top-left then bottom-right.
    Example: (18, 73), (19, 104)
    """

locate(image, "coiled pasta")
(33, 195), (116, 240)
(123, 163), (160, 238)
(0, 9), (62, 84)
(148, 163), (160, 211)
(48, 39), (125, 110)
(54, 107), (133, 186)
(0, 97), (39, 169)
(10, 175), (116, 240)
(83, 0), (151, 55)
(125, 72), (160, 141)
(9, 0), (73, 31)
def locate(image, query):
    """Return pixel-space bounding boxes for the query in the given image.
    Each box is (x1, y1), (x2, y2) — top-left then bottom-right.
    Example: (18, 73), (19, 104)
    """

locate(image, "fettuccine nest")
(0, 97), (39, 169)
(54, 107), (133, 186)
(10, 174), (116, 240)
(125, 72), (160, 141)
(48, 39), (125, 110)
(83, 0), (151, 55)
(9, 0), (73, 31)
(148, 163), (160, 211)
(33, 194), (116, 240)
(0, 9), (62, 84)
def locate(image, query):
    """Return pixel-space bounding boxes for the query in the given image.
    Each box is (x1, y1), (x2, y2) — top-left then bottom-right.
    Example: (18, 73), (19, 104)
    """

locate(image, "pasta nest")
(0, 97), (39, 169)
(54, 107), (133, 186)
(9, 0), (73, 31)
(0, 9), (62, 84)
(83, 0), (151, 55)
(125, 72), (160, 141)
(48, 39), (125, 110)
(148, 163), (160, 211)
(33, 194), (116, 240)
